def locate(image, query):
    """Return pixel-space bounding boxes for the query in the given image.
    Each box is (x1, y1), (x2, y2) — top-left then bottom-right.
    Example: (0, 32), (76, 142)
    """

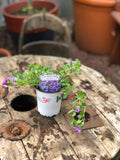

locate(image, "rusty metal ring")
(3, 120), (31, 141)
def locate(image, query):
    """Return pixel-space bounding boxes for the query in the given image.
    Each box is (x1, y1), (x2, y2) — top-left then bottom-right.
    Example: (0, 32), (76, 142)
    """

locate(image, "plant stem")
(27, 0), (33, 15)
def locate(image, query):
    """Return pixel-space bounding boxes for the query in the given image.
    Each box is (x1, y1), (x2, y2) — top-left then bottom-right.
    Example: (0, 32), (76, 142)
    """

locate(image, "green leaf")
(34, 9), (40, 13)
(80, 111), (84, 115)
(62, 94), (67, 99)
(68, 114), (73, 118)
(68, 109), (74, 114)
(71, 99), (78, 104)
(81, 102), (86, 109)
(77, 119), (82, 123)
(70, 120), (74, 126)
(22, 6), (28, 12)
(77, 115), (82, 119)
(81, 121), (85, 127)
(72, 112), (76, 117)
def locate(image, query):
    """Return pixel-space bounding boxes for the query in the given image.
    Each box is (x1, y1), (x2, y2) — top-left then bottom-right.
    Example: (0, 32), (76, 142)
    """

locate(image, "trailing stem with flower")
(2, 59), (86, 132)
(68, 91), (86, 133)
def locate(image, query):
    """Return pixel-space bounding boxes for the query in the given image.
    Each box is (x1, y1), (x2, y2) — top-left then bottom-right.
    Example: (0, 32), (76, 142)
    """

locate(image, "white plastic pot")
(36, 89), (62, 117)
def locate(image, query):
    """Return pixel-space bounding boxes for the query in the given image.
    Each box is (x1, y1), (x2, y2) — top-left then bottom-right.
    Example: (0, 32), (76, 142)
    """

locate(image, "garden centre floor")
(0, 26), (120, 91)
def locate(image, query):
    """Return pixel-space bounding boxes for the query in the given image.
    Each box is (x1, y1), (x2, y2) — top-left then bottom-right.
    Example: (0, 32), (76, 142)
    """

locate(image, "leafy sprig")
(68, 91), (86, 128)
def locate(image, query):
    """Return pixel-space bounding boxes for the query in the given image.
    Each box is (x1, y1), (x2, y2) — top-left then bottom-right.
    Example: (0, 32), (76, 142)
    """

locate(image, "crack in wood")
(81, 80), (93, 90)
(98, 91), (108, 101)
(16, 60), (29, 73)
(0, 108), (7, 114)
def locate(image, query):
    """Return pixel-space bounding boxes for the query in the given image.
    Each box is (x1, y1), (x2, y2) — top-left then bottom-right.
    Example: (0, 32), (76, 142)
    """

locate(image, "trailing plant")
(2, 59), (86, 132)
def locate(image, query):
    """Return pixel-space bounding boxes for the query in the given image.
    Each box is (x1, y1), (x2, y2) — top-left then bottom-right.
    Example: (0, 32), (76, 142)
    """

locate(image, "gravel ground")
(0, 26), (120, 91)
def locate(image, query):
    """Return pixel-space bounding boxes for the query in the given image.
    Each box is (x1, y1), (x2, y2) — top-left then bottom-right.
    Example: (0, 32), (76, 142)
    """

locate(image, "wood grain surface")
(0, 55), (120, 160)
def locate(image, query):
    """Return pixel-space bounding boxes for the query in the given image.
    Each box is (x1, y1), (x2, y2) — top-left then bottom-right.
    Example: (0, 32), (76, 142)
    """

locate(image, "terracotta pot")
(115, 1), (120, 11)
(0, 48), (11, 57)
(110, 10), (120, 64)
(2, 0), (58, 33)
(73, 0), (116, 55)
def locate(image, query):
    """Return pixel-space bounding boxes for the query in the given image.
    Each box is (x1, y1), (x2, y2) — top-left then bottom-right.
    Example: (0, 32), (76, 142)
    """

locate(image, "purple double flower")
(75, 106), (80, 113)
(39, 80), (61, 93)
(2, 76), (16, 87)
(68, 61), (74, 71)
(2, 76), (8, 86)
(39, 74), (61, 93)
(71, 126), (82, 133)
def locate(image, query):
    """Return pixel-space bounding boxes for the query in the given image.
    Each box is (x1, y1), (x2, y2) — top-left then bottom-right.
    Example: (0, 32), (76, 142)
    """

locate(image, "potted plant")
(2, 59), (86, 133)
(2, 0), (58, 47)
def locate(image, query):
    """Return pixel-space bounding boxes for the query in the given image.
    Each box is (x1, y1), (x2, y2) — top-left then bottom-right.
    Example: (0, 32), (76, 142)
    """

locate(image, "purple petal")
(57, 83), (61, 89)
(72, 126), (82, 133)
(8, 85), (15, 87)
(39, 78), (61, 93)
(75, 107), (79, 113)
(2, 76), (8, 86)
(48, 88), (59, 92)
(48, 81), (52, 85)
(68, 61), (74, 65)
(39, 81), (48, 88)
(10, 76), (16, 83)
(68, 61), (74, 71)
(41, 86), (49, 92)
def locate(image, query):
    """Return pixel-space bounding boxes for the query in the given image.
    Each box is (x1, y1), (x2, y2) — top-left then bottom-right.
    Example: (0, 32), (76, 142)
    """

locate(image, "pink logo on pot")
(42, 97), (51, 103)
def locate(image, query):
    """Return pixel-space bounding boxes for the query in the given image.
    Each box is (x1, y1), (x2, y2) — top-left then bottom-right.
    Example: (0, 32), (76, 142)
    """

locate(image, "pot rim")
(0, 48), (11, 57)
(36, 88), (62, 95)
(73, 0), (115, 7)
(2, 0), (58, 20)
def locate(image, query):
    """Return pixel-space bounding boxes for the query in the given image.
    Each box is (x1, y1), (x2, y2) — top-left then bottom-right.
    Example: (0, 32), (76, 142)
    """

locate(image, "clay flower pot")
(2, 0), (58, 33)
(73, 0), (116, 55)
(0, 48), (11, 57)
(2, 0), (58, 47)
